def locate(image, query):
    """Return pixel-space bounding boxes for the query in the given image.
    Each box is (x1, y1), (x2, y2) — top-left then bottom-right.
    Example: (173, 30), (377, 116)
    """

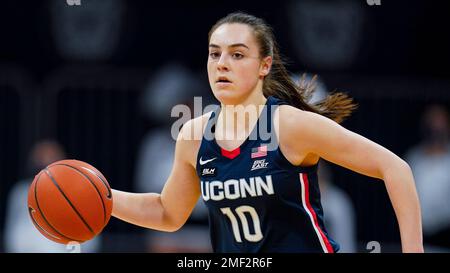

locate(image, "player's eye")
(209, 52), (221, 59)
(232, 52), (244, 59)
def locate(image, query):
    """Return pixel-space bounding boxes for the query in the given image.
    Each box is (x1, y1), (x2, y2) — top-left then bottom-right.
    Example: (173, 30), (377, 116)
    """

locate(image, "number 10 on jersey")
(221, 205), (263, 243)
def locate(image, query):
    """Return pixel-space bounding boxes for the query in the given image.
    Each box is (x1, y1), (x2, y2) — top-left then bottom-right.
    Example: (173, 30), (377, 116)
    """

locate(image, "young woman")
(112, 12), (423, 253)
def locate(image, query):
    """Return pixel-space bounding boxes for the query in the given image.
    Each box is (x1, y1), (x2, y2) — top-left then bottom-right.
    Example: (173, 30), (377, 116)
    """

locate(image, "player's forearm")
(111, 189), (179, 232)
(382, 159), (424, 253)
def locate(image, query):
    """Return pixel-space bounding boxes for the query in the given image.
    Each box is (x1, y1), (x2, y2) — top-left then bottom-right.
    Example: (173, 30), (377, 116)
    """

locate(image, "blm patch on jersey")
(201, 167), (216, 177)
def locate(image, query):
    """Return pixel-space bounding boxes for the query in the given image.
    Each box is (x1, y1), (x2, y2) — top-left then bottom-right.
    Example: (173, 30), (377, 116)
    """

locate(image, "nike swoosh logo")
(199, 157), (217, 165)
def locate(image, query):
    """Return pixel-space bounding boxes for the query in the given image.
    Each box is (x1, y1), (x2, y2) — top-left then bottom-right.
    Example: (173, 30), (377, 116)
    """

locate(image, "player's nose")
(217, 55), (230, 72)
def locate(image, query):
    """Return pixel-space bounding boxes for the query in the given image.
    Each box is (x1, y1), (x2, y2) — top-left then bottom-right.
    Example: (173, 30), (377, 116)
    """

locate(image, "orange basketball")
(27, 159), (113, 244)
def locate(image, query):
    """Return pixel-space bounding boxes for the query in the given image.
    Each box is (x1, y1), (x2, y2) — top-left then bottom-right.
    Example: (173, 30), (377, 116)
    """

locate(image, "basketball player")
(111, 12), (423, 253)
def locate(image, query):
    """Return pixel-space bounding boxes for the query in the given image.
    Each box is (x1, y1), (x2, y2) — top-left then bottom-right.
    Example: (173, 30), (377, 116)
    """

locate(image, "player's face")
(208, 23), (271, 105)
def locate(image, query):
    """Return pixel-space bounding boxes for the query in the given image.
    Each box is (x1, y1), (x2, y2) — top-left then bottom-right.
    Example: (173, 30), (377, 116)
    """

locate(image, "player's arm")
(278, 106), (423, 253)
(111, 118), (202, 232)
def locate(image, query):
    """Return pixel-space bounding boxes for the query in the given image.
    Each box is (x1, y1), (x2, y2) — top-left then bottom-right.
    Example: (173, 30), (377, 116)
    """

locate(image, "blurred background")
(1, 0), (450, 253)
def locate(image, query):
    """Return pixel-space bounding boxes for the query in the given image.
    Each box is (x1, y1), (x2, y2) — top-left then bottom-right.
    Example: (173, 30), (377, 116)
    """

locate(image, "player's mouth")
(216, 76), (232, 87)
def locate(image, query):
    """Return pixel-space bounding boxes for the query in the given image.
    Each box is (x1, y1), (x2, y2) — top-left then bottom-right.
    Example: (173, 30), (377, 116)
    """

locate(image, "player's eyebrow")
(209, 43), (250, 50)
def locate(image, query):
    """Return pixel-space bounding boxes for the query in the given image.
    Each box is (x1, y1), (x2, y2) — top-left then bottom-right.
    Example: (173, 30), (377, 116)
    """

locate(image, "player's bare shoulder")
(178, 111), (213, 142)
(275, 104), (329, 136)
(274, 104), (310, 135)
(273, 104), (326, 165)
(176, 112), (214, 168)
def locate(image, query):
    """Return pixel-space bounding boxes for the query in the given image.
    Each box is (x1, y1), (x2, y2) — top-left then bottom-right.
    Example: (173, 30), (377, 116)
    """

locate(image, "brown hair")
(208, 12), (357, 124)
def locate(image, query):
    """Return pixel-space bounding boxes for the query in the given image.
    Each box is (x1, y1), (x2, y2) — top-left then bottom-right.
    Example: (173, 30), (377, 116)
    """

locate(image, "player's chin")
(212, 88), (241, 105)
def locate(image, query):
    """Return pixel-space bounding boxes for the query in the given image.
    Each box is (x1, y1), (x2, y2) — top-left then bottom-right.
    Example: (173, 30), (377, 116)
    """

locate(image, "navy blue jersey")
(196, 96), (339, 253)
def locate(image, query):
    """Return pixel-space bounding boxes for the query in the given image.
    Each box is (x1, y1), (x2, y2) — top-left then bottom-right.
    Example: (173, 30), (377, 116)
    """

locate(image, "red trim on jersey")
(221, 147), (240, 159)
(301, 173), (334, 253)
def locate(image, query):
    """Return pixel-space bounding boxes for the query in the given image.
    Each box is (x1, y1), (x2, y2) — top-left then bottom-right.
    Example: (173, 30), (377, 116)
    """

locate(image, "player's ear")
(259, 56), (272, 77)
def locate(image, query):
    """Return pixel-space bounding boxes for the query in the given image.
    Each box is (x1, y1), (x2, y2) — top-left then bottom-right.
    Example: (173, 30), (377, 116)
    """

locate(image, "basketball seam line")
(50, 162), (112, 199)
(53, 163), (107, 226)
(44, 168), (95, 235)
(33, 171), (80, 242)
(30, 172), (65, 241)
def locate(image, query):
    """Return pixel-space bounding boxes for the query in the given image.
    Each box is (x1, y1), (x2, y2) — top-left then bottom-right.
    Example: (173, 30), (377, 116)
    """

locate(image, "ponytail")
(264, 45), (357, 124)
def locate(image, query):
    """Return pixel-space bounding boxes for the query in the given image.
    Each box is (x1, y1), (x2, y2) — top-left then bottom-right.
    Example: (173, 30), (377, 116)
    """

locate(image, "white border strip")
(299, 173), (329, 253)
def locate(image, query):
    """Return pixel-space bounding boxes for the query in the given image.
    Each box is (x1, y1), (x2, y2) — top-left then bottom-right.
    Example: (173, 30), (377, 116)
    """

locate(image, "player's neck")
(216, 89), (266, 142)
